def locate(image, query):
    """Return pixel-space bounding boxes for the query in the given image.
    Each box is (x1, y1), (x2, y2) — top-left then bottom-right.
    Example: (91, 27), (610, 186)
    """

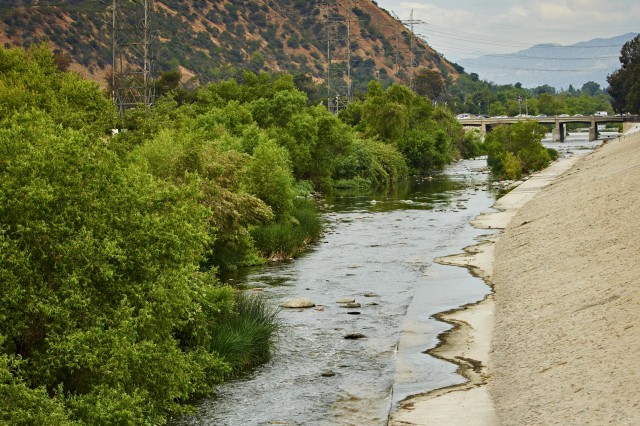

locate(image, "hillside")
(0, 0), (460, 90)
(459, 33), (638, 90)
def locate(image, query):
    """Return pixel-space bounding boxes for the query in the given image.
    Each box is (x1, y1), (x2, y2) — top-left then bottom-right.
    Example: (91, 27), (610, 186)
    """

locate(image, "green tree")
(608, 34), (640, 114)
(537, 93), (564, 116)
(155, 69), (182, 97)
(488, 101), (507, 117)
(362, 82), (410, 143)
(0, 44), (114, 136)
(243, 139), (296, 218)
(414, 67), (445, 99)
(398, 127), (451, 172)
(580, 81), (602, 96)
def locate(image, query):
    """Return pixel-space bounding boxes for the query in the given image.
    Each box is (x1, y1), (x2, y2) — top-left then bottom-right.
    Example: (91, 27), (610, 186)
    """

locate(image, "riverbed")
(177, 132), (606, 426)
(176, 157), (497, 426)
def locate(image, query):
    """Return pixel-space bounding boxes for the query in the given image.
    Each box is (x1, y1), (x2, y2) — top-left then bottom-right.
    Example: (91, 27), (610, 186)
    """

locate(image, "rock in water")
(344, 333), (366, 340)
(279, 298), (316, 308)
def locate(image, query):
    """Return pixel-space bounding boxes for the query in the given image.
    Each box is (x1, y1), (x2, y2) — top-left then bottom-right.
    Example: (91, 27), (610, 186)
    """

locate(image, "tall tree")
(607, 34), (640, 114)
(414, 68), (445, 100)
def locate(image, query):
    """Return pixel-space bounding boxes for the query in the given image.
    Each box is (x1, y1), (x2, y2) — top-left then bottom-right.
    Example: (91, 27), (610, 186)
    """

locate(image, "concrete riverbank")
(390, 128), (640, 425)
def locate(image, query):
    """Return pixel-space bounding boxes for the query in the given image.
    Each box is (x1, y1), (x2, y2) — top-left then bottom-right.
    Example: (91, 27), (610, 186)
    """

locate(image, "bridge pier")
(480, 122), (494, 138)
(589, 118), (599, 141)
(553, 122), (565, 142)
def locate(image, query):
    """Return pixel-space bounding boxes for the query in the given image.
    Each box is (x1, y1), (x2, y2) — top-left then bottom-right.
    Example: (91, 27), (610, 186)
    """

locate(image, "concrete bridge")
(460, 115), (640, 142)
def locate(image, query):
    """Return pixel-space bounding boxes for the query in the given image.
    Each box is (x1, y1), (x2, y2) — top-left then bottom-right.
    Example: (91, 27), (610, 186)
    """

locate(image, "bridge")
(460, 115), (640, 142)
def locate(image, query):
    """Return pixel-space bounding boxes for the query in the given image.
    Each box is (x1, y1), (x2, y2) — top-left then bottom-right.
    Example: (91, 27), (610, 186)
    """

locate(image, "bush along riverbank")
(0, 44), (482, 424)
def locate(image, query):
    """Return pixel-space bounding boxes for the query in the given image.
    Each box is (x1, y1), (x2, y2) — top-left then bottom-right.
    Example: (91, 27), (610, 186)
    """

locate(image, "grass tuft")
(209, 292), (280, 375)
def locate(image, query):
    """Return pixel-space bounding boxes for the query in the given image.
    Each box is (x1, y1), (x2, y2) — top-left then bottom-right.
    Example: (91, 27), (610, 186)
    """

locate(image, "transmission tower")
(112, 0), (156, 118)
(322, 0), (360, 114)
(402, 10), (426, 91)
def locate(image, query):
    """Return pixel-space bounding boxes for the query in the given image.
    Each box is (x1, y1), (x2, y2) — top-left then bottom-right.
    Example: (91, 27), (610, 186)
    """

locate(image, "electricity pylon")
(322, 0), (360, 114)
(111, 0), (155, 118)
(402, 10), (425, 91)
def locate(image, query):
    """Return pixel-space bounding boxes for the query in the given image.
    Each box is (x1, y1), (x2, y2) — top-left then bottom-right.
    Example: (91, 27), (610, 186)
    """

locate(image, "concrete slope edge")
(389, 150), (590, 425)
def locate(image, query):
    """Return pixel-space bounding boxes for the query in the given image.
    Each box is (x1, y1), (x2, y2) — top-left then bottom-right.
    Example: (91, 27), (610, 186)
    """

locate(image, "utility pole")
(322, 0), (359, 114)
(112, 0), (156, 118)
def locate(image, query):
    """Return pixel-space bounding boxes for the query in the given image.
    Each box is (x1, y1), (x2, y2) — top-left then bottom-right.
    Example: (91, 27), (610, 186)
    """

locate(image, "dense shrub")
(0, 112), (234, 424)
(0, 45), (283, 424)
(485, 120), (551, 180)
(251, 199), (323, 260)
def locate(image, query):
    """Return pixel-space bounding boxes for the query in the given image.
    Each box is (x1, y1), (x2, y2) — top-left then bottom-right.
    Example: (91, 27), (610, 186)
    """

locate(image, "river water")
(178, 133), (605, 426)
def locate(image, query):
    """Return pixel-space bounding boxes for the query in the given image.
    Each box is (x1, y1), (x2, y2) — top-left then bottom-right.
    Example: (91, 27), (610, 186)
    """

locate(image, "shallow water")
(177, 133), (603, 426)
(175, 158), (497, 426)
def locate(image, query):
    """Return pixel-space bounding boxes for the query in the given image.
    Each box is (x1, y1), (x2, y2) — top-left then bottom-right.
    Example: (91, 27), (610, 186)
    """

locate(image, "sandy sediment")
(391, 130), (640, 425)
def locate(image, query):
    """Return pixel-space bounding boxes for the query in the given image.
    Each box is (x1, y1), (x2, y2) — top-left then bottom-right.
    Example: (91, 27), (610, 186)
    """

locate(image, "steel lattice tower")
(403, 10), (425, 92)
(112, 0), (155, 117)
(323, 0), (359, 114)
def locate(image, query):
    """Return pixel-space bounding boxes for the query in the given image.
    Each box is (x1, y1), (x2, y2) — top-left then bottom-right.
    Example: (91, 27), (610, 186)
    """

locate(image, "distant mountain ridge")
(0, 0), (459, 90)
(459, 32), (638, 90)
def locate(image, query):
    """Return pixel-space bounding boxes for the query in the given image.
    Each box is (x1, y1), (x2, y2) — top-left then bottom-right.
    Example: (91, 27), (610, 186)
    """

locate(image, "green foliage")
(0, 111), (238, 423)
(414, 67), (445, 99)
(243, 139), (296, 218)
(363, 138), (409, 185)
(132, 127), (274, 272)
(608, 34), (640, 114)
(500, 151), (522, 180)
(0, 350), (72, 425)
(251, 199), (323, 260)
(485, 121), (551, 180)
(358, 82), (460, 174)
(0, 44), (114, 136)
(208, 292), (280, 375)
(459, 129), (484, 159)
(398, 127), (452, 172)
(155, 69), (182, 98)
(0, 47), (285, 424)
(362, 82), (410, 143)
(271, 112), (318, 178)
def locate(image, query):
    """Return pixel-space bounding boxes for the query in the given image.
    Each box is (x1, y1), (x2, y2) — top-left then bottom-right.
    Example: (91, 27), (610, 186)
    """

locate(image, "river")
(177, 133), (605, 426)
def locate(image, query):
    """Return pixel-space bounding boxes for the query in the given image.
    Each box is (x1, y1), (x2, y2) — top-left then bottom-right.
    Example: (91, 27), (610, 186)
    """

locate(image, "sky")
(375, 0), (639, 62)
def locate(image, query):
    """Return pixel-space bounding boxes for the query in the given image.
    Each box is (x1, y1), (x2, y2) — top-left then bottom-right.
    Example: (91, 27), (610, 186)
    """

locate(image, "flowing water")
(176, 157), (497, 426)
(177, 133), (606, 426)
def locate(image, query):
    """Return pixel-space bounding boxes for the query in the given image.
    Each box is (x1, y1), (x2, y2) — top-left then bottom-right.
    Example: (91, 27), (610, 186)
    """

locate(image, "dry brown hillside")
(0, 0), (460, 91)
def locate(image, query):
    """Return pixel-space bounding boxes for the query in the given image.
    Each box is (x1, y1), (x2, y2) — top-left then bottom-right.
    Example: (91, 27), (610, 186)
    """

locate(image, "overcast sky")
(375, 0), (639, 62)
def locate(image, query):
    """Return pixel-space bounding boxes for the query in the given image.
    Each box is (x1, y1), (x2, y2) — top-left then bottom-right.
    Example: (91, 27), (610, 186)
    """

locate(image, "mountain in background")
(0, 0), (459, 91)
(459, 33), (637, 90)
